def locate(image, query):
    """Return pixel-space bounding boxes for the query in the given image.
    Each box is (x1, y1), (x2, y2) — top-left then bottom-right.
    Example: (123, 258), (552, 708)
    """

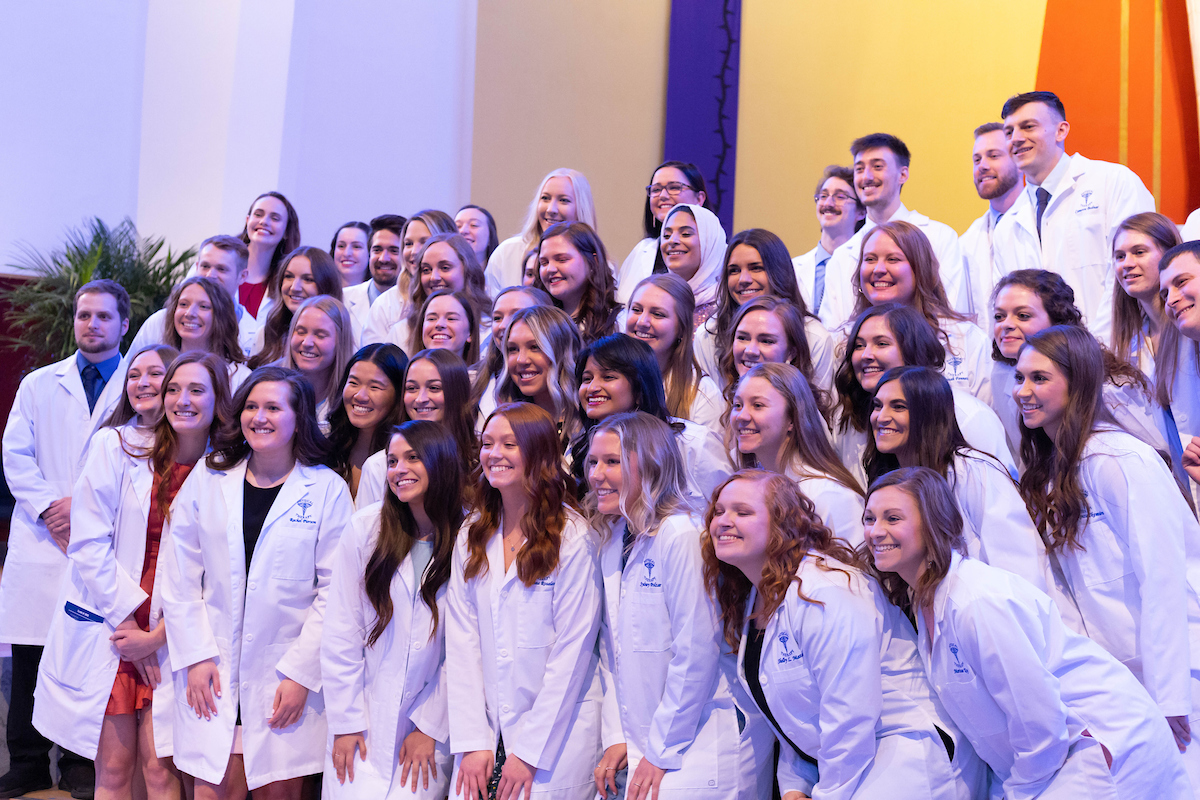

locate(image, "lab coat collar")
(56, 353), (88, 406)
(925, 551), (965, 653)
(485, 515), (518, 594)
(260, 461), (320, 533)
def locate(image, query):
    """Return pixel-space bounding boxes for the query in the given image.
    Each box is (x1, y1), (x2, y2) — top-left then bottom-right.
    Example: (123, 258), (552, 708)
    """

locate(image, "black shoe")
(57, 760), (95, 800)
(0, 767), (52, 799)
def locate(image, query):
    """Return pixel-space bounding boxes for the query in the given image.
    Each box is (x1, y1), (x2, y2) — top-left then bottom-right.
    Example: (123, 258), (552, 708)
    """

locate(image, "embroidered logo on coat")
(1076, 190), (1100, 213)
(640, 557), (661, 588)
(534, 576), (555, 588)
(1081, 490), (1105, 520)
(776, 632), (803, 664)
(287, 498), (316, 525)
(949, 642), (970, 675)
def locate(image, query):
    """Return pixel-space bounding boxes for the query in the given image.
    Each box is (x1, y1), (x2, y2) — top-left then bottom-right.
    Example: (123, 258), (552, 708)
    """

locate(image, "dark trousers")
(7, 644), (90, 778)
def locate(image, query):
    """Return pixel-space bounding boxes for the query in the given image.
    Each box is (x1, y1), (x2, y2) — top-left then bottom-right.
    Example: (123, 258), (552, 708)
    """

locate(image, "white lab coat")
(485, 236), (529, 297)
(995, 153), (1154, 341)
(355, 449), (387, 511)
(695, 317), (835, 396)
(445, 509), (603, 798)
(684, 374), (724, 437)
(791, 246), (819, 312)
(342, 281), (374, 345)
(672, 417), (732, 503)
(735, 556), (984, 800)
(33, 426), (175, 759)
(940, 319), (992, 402)
(597, 514), (743, 797)
(920, 553), (1190, 800)
(615, 238), (658, 305)
(781, 464), (865, 547)
(362, 286), (408, 347)
(320, 503), (452, 799)
(161, 459), (351, 789)
(818, 206), (969, 333)
(0, 352), (125, 645)
(946, 451), (1047, 590)
(958, 209), (1041, 332)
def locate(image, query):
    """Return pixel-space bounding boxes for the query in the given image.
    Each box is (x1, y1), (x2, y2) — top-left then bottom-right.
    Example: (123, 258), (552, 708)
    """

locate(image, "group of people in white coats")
(4, 84), (1200, 800)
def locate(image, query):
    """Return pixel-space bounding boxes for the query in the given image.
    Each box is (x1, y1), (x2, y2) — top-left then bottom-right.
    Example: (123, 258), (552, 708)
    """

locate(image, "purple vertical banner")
(664, 0), (742, 235)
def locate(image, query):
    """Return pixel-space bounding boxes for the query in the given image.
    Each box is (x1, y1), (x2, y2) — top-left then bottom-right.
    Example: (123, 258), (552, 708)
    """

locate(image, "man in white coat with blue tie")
(818, 133), (969, 332)
(996, 90), (1154, 341)
(0, 279), (130, 799)
(958, 122), (1040, 329)
(791, 165), (865, 318)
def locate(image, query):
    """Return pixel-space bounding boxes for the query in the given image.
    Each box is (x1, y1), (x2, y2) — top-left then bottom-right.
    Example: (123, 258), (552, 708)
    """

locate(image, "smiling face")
(625, 284), (682, 364)
(1013, 348), (1070, 438)
(455, 208), (491, 265)
(289, 308), (338, 376)
(539, 235), (589, 313)
(386, 433), (429, 506)
(661, 210), (702, 282)
(422, 295), (472, 355)
(853, 147), (907, 213)
(242, 380), (297, 456)
(341, 360), (396, 431)
(403, 220), (433, 275)
(195, 244), (247, 299)
(732, 376), (792, 467)
(709, 478), (772, 578)
(815, 176), (864, 239)
(726, 243), (770, 306)
(733, 309), (792, 376)
(403, 358), (445, 421)
(333, 227), (370, 286)
(537, 176), (578, 231)
(126, 350), (167, 424)
(1003, 101), (1069, 183)
(649, 166), (705, 223)
(1114, 229), (1165, 303)
(863, 485), (927, 584)
(174, 284), (215, 348)
(369, 229), (402, 288)
(164, 362), (216, 435)
(992, 284), (1053, 360)
(420, 241), (466, 295)
(851, 314), (903, 392)
(578, 356), (635, 420)
(586, 430), (627, 516)
(492, 292), (539, 347)
(280, 255), (317, 312)
(860, 230), (916, 306)
(505, 321), (551, 399)
(245, 196), (287, 249)
(972, 129), (1021, 200)
(480, 414), (525, 493)
(870, 379), (910, 456)
(1161, 251), (1200, 339)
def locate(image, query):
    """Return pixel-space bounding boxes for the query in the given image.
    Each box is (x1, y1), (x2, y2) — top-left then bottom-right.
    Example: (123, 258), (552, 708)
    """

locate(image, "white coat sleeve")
(355, 453), (386, 511)
(2, 375), (61, 521)
(954, 457), (1047, 591)
(805, 318), (836, 397)
(445, 536), (493, 754)
(127, 311), (164, 356)
(409, 653), (450, 744)
(955, 593), (1074, 800)
(319, 516), (370, 735)
(66, 431), (147, 624)
(511, 531), (603, 770)
(934, 232), (970, 318)
(776, 744), (819, 799)
(807, 483), (865, 549)
(645, 530), (724, 769)
(362, 290), (400, 346)
(276, 477), (352, 693)
(598, 630), (624, 750)
(802, 583), (885, 800)
(963, 324), (993, 404)
(680, 425), (733, 502)
(1088, 452), (1194, 715)
(161, 469), (221, 669)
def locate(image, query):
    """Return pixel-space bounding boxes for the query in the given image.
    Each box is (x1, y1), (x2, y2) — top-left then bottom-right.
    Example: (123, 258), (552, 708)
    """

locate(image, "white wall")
(0, 0), (477, 274)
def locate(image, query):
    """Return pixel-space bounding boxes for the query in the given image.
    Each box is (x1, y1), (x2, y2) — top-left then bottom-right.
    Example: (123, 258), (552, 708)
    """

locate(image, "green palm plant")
(1, 218), (193, 364)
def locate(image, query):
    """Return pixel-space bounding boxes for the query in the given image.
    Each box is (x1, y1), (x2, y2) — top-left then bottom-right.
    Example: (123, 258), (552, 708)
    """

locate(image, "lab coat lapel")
(221, 461), (250, 576)
(396, 548), (417, 598)
(58, 356), (87, 407)
(129, 452), (155, 512)
(260, 463), (316, 533)
(599, 522), (624, 626)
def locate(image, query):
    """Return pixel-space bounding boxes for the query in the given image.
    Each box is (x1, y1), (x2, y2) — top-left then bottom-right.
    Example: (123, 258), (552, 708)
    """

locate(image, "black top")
(743, 618), (817, 767)
(243, 481), (284, 573)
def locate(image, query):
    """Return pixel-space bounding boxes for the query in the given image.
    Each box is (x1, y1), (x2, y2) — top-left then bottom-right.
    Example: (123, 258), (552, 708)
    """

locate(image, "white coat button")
(502, 704), (510, 713)
(414, 643), (422, 651)
(500, 649), (508, 658)
(245, 634), (253, 642)
(708, 781), (715, 787)
(248, 582), (256, 590)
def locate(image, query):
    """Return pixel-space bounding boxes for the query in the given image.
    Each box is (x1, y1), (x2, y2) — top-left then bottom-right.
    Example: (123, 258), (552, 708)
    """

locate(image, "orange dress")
(105, 462), (194, 716)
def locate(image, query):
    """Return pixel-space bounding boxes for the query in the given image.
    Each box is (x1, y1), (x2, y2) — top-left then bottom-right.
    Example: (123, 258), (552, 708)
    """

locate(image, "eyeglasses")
(815, 191), (858, 205)
(647, 182), (695, 198)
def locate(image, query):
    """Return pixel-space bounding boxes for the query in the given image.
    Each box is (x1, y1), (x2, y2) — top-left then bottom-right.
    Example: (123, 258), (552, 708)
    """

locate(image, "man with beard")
(791, 165), (865, 316)
(343, 213), (407, 333)
(996, 91), (1153, 339)
(959, 122), (1038, 328)
(0, 280), (132, 799)
(817, 133), (968, 331)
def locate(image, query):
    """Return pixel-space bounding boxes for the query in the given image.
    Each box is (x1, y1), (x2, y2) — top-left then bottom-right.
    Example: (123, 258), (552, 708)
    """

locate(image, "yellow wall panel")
(735, 0), (1048, 256)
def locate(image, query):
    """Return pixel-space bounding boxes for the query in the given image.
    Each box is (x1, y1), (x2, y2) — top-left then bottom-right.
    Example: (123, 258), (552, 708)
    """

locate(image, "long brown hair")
(628, 274), (702, 418)
(861, 467), (965, 616)
(470, 286), (553, 405)
(404, 233), (491, 343)
(408, 290), (481, 366)
(163, 276), (245, 364)
(105, 344), (180, 428)
(533, 222), (620, 344)
(400, 349), (478, 476)
(719, 296), (822, 419)
(701, 470), (859, 648)
(249, 247), (344, 369)
(239, 191), (301, 300)
(1110, 213), (1179, 366)
(208, 366), (333, 470)
(465, 403), (577, 586)
(364, 421), (463, 646)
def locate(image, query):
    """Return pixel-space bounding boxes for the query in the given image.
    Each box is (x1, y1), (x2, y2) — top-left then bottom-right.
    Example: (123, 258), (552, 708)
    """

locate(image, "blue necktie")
(813, 256), (830, 315)
(1035, 187), (1051, 242)
(621, 524), (636, 570)
(81, 363), (102, 414)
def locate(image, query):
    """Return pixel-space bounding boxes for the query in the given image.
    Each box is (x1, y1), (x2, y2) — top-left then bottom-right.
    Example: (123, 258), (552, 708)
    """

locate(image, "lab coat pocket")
(517, 587), (555, 649)
(272, 522), (318, 581)
(940, 678), (1006, 736)
(630, 592), (671, 653)
(43, 600), (107, 692)
(667, 700), (722, 789)
(1073, 517), (1131, 588)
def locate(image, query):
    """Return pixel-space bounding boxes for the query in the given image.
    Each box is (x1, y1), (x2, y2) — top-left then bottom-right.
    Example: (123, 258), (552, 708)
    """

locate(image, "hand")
(1169, 715), (1192, 752)
(455, 750), (494, 800)
(131, 651), (162, 688)
(41, 497), (71, 552)
(1182, 437), (1200, 485)
(111, 618), (164, 662)
(627, 757), (666, 800)
(332, 733), (367, 784)
(496, 753), (534, 800)
(268, 678), (309, 729)
(398, 728), (438, 792)
(186, 659), (221, 720)
(781, 793), (810, 800)
(593, 743), (627, 796)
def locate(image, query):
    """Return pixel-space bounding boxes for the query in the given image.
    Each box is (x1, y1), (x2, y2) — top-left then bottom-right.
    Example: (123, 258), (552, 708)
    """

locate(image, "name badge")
(65, 601), (103, 624)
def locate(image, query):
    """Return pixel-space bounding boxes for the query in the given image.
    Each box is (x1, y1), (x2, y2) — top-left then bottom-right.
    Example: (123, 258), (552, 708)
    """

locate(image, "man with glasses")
(818, 133), (968, 331)
(792, 165), (865, 316)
